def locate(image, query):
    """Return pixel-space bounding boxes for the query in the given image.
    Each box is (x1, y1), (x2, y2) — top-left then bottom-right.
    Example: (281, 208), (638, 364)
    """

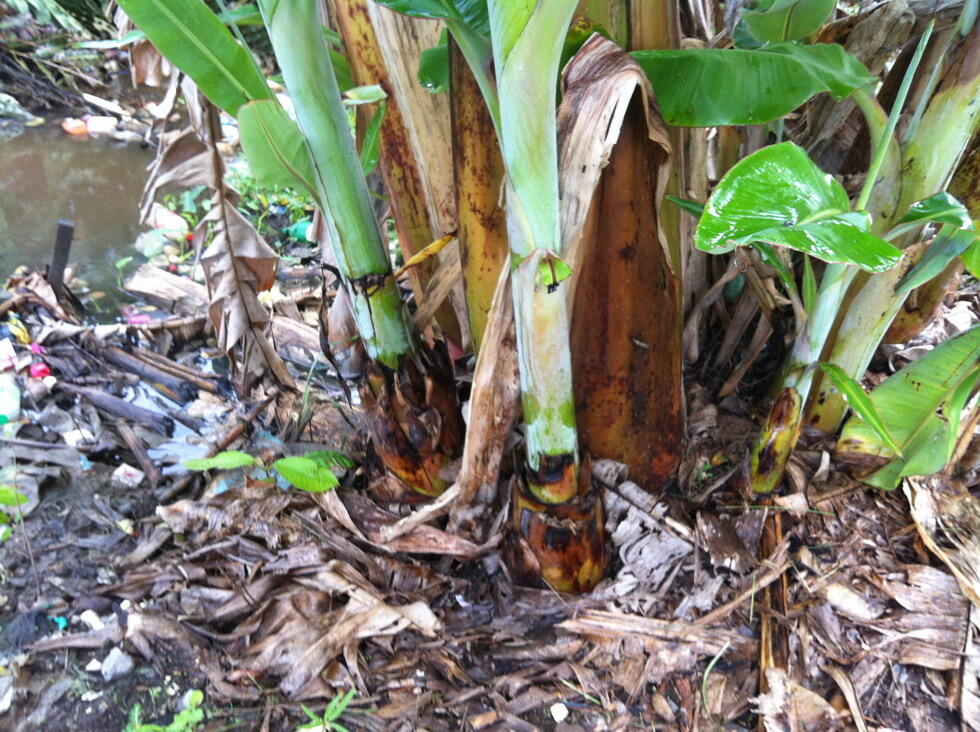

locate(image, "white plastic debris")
(85, 116), (118, 136)
(111, 464), (145, 490)
(85, 659), (102, 673)
(78, 610), (104, 631)
(0, 675), (14, 715)
(550, 702), (569, 724)
(147, 202), (190, 239)
(63, 428), (96, 448)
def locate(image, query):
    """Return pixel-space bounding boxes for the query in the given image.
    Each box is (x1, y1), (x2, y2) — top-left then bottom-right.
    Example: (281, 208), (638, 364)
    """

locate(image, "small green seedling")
(124, 689), (205, 732)
(182, 449), (354, 493)
(114, 256), (134, 287)
(297, 688), (356, 732)
(0, 484), (27, 542)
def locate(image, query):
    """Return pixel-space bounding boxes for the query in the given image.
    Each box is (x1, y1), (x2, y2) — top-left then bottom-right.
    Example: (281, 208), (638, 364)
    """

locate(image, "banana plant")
(634, 12), (975, 492)
(775, 21), (978, 490)
(367, 0), (931, 586)
(119, 0), (463, 498)
(331, 0), (464, 347)
(807, 20), (980, 432)
(374, 0), (604, 591)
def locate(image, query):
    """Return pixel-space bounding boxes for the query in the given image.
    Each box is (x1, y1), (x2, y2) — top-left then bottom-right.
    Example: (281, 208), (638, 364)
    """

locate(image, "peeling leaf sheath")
(201, 102), (293, 389)
(489, 0), (580, 479)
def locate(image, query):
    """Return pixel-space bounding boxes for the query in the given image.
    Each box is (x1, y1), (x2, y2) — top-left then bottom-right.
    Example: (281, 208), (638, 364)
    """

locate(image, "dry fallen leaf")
(752, 668), (844, 731)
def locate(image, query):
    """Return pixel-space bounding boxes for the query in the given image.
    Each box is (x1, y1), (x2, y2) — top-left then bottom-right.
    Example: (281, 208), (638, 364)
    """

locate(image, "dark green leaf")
(802, 254), (817, 315)
(963, 237), (980, 278)
(732, 19), (765, 49)
(666, 195), (704, 218)
(359, 100), (387, 176)
(183, 451), (257, 471)
(762, 43), (876, 99)
(117, 0), (272, 116)
(745, 217), (901, 271)
(752, 242), (798, 297)
(742, 0), (835, 43)
(418, 33), (449, 94)
(239, 100), (317, 196)
(452, 0), (490, 35)
(896, 226), (977, 294)
(371, 0), (452, 19)
(946, 367), (980, 457)
(897, 192), (973, 229)
(216, 4), (263, 26)
(273, 457), (339, 492)
(723, 274), (745, 303)
(330, 49), (355, 93)
(697, 142), (848, 249)
(819, 363), (903, 455)
(631, 43), (874, 126)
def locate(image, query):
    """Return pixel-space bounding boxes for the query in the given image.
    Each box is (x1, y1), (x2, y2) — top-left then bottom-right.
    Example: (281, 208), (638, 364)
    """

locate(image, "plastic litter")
(111, 464), (145, 490)
(0, 339), (21, 431)
(61, 117), (88, 135)
(84, 116), (118, 136)
(63, 428), (96, 447)
(283, 220), (314, 242)
(78, 609), (104, 631)
(28, 362), (51, 379)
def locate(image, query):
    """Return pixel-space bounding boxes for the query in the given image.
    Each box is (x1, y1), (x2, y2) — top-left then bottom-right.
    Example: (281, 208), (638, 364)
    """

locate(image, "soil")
(0, 464), (209, 729)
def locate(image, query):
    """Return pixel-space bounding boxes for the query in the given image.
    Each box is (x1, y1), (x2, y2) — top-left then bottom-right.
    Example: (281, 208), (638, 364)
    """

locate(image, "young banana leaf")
(835, 325), (980, 489)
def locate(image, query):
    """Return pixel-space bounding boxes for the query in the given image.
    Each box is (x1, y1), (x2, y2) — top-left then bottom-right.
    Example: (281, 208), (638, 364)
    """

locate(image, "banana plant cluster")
(119, 0), (980, 593)
(682, 14), (980, 493)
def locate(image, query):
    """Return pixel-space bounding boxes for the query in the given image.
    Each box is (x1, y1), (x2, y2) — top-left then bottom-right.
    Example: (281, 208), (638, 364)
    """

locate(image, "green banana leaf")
(418, 29), (449, 93)
(117, 0), (271, 115)
(631, 42), (874, 126)
(742, 0), (835, 43)
(238, 100), (317, 196)
(897, 192), (973, 229)
(896, 226), (978, 294)
(695, 142), (901, 271)
(836, 326), (980, 489)
(818, 363), (902, 454)
(964, 238), (980, 278)
(374, 0), (489, 33)
(359, 100), (387, 175)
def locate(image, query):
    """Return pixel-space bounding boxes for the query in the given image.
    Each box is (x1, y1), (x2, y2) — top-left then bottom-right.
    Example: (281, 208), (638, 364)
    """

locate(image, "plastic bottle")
(0, 339), (21, 432)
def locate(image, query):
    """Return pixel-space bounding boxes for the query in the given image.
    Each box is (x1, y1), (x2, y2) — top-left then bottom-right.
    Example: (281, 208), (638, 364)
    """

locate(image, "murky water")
(0, 126), (152, 300)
